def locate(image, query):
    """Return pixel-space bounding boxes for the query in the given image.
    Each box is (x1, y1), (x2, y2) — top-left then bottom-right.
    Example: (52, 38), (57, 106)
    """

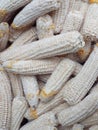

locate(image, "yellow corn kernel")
(30, 108), (38, 119)
(89, 0), (98, 3)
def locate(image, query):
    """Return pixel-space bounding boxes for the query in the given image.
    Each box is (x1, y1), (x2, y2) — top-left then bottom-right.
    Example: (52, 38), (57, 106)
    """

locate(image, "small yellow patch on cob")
(40, 89), (57, 98)
(89, 0), (98, 3)
(30, 108), (38, 119)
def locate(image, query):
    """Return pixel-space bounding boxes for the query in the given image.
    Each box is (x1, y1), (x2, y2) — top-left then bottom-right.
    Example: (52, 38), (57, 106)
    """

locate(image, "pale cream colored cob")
(81, 3), (98, 41)
(11, 0), (60, 29)
(63, 45), (98, 105)
(0, 31), (85, 62)
(11, 96), (28, 130)
(0, 22), (9, 51)
(11, 27), (38, 47)
(20, 112), (58, 130)
(0, 65), (12, 130)
(89, 125), (98, 130)
(80, 1), (89, 16)
(3, 57), (61, 75)
(8, 73), (23, 97)
(61, 11), (83, 33)
(51, 0), (69, 34)
(57, 84), (98, 126)
(24, 85), (68, 120)
(21, 75), (39, 108)
(0, 0), (32, 22)
(20, 125), (57, 130)
(40, 59), (76, 102)
(72, 124), (84, 130)
(36, 14), (54, 39)
(81, 109), (98, 127)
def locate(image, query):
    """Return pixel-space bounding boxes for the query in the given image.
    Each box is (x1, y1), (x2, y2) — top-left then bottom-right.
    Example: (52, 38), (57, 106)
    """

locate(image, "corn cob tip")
(40, 89), (57, 98)
(11, 23), (23, 30)
(89, 0), (98, 3)
(0, 10), (7, 17)
(29, 108), (38, 119)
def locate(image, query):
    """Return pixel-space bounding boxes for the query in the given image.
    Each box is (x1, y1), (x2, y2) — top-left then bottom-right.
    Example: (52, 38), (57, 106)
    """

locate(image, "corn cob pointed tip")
(29, 108), (38, 119)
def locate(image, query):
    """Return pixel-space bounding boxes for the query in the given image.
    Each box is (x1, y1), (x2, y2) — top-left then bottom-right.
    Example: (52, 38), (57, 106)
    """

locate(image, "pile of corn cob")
(0, 0), (98, 130)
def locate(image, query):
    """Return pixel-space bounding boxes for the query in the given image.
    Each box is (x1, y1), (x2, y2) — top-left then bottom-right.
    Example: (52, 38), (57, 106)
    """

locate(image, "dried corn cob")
(24, 85), (68, 120)
(81, 109), (98, 127)
(21, 75), (39, 108)
(81, 3), (98, 41)
(72, 124), (84, 130)
(51, 0), (69, 34)
(80, 1), (89, 16)
(0, 65), (12, 130)
(61, 11), (83, 33)
(8, 73), (23, 97)
(3, 57), (61, 75)
(0, 22), (9, 51)
(20, 112), (58, 130)
(57, 84), (98, 126)
(89, 125), (98, 130)
(11, 96), (27, 130)
(11, 27), (38, 48)
(63, 45), (98, 105)
(0, 31), (85, 62)
(0, 0), (32, 22)
(40, 59), (76, 102)
(36, 14), (54, 39)
(11, 0), (60, 29)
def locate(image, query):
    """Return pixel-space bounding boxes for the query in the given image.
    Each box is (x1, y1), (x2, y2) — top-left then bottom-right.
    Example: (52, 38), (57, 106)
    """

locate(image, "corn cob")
(72, 124), (84, 130)
(0, 0), (32, 22)
(81, 109), (98, 127)
(63, 45), (98, 105)
(89, 125), (98, 130)
(80, 1), (89, 16)
(21, 75), (39, 108)
(36, 14), (54, 39)
(0, 22), (9, 51)
(40, 58), (76, 102)
(20, 111), (58, 130)
(3, 57), (61, 75)
(11, 96), (28, 130)
(0, 65), (12, 130)
(51, 0), (69, 34)
(11, 0), (60, 30)
(0, 31), (85, 62)
(81, 3), (98, 41)
(11, 27), (38, 48)
(24, 85), (68, 120)
(57, 83), (98, 126)
(8, 73), (23, 97)
(61, 11), (83, 33)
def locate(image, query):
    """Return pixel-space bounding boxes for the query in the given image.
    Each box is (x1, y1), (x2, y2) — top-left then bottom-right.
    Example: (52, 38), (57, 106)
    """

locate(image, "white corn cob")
(57, 84), (98, 126)
(20, 125), (57, 130)
(20, 112), (58, 130)
(61, 11), (83, 33)
(38, 74), (50, 83)
(63, 45), (98, 105)
(36, 14), (54, 39)
(0, 0), (32, 22)
(52, 103), (69, 115)
(51, 0), (69, 34)
(81, 109), (98, 127)
(77, 42), (92, 63)
(8, 73), (23, 97)
(11, 96), (28, 130)
(0, 65), (12, 130)
(11, 27), (38, 48)
(11, 0), (60, 29)
(3, 57), (61, 75)
(0, 22), (9, 51)
(71, 0), (82, 11)
(72, 124), (84, 130)
(81, 4), (98, 41)
(40, 59), (76, 102)
(21, 75), (39, 108)
(80, 1), (89, 16)
(73, 62), (82, 76)
(0, 31), (85, 62)
(24, 85), (68, 120)
(89, 125), (98, 130)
